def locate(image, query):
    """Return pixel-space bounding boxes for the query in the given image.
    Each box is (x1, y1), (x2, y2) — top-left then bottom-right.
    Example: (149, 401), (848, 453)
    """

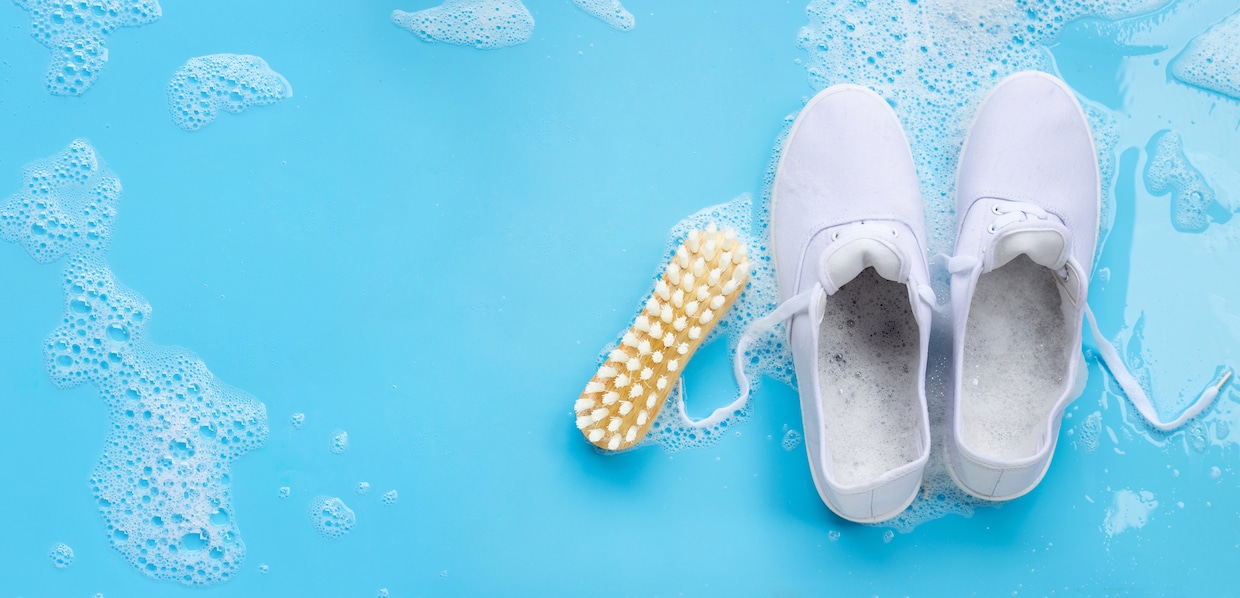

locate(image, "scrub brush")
(575, 224), (750, 451)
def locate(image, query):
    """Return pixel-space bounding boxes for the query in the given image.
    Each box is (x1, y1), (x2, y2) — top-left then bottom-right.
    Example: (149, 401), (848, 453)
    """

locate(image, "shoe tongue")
(818, 234), (905, 292)
(987, 224), (1069, 272)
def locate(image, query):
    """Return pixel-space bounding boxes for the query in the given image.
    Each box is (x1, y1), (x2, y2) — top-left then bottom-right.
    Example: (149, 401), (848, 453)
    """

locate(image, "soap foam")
(14, 0), (161, 95)
(960, 256), (1073, 460)
(817, 268), (922, 486)
(167, 55), (293, 132)
(307, 496), (356, 539)
(49, 543), (75, 569)
(572, 0), (634, 31)
(1077, 410), (1103, 454)
(2, 141), (267, 586)
(391, 0), (535, 50)
(1169, 9), (1240, 101)
(0, 139), (120, 264)
(1102, 489), (1158, 537)
(797, 0), (1162, 254)
(1144, 129), (1220, 233)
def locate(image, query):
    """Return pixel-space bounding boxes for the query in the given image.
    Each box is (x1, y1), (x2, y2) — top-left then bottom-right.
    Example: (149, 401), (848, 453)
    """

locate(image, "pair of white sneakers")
(735, 72), (1107, 522)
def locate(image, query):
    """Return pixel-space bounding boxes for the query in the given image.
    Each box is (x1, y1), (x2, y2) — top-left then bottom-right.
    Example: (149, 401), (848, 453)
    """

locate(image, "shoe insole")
(960, 254), (1072, 460)
(817, 267), (921, 486)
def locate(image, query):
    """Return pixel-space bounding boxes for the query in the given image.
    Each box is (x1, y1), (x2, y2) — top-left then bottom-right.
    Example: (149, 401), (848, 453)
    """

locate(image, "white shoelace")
(947, 253), (1229, 432)
(987, 201), (1050, 233)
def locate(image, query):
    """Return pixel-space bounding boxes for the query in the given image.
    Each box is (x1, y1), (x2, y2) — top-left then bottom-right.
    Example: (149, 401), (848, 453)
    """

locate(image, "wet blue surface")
(1, 0), (1239, 595)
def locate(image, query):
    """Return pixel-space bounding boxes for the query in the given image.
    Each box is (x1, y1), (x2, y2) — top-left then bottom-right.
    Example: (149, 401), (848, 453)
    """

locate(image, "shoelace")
(947, 253), (1230, 433)
(987, 200), (1050, 233)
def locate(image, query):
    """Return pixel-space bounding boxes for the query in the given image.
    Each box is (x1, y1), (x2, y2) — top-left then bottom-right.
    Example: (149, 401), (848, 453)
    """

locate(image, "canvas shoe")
(734, 85), (934, 522)
(943, 72), (1101, 500)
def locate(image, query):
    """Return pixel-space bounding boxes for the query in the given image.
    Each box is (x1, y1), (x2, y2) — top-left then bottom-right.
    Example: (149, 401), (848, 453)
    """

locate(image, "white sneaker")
(735, 85), (934, 522)
(945, 72), (1099, 501)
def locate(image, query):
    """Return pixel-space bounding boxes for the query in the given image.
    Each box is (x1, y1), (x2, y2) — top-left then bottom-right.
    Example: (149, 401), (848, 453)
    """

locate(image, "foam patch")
(572, 0), (634, 31)
(1144, 129), (1222, 233)
(167, 55), (293, 132)
(307, 496), (356, 539)
(1169, 10), (1240, 101)
(391, 0), (535, 50)
(49, 543), (75, 569)
(2, 141), (268, 586)
(0, 139), (120, 264)
(14, 0), (161, 95)
(1103, 489), (1158, 537)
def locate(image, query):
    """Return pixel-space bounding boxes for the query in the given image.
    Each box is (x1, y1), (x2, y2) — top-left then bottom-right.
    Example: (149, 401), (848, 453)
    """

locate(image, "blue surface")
(1, 0), (1239, 596)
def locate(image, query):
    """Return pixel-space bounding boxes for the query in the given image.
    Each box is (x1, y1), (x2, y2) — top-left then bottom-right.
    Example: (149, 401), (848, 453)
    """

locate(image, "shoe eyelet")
(890, 229), (899, 237)
(831, 231), (840, 241)
(991, 205), (1002, 215)
(986, 224), (996, 234)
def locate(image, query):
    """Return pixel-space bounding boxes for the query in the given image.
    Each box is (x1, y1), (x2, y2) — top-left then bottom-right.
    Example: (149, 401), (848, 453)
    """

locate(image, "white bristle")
(645, 393), (658, 408)
(649, 321), (663, 337)
(585, 381), (604, 393)
(672, 288), (684, 308)
(677, 343), (689, 355)
(706, 222), (717, 233)
(615, 373), (630, 387)
(576, 416), (592, 430)
(703, 240), (717, 260)
(656, 377), (668, 390)
(622, 332), (639, 348)
(638, 340), (651, 355)
(677, 247), (690, 268)
(634, 316), (651, 332)
(688, 231), (700, 253)
(685, 300), (699, 316)
(589, 429), (605, 442)
(646, 297), (662, 318)
(733, 262), (750, 280)
(619, 401), (633, 415)
(599, 366), (617, 378)
(710, 295), (725, 310)
(607, 435), (621, 450)
(722, 280), (738, 295)
(575, 398), (595, 411)
(651, 351), (664, 363)
(625, 426), (637, 443)
(708, 268), (721, 286)
(732, 246), (747, 265)
(608, 417), (621, 432)
(637, 410), (649, 425)
(661, 305), (674, 323)
(699, 310), (714, 324)
(628, 384), (644, 398)
(662, 332), (675, 347)
(719, 251), (732, 265)
(693, 257), (705, 277)
(603, 391), (620, 405)
(656, 280), (671, 301)
(591, 408), (609, 421)
(668, 359), (679, 371)
(681, 272), (695, 291)
(673, 316), (687, 331)
(688, 326), (701, 340)
(722, 229), (736, 250)
(626, 358), (640, 371)
(610, 348), (629, 362)
(640, 367), (653, 380)
(669, 267), (681, 286)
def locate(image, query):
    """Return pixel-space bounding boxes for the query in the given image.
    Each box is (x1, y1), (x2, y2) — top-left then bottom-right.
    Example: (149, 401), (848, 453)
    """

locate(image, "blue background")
(2, 0), (1238, 595)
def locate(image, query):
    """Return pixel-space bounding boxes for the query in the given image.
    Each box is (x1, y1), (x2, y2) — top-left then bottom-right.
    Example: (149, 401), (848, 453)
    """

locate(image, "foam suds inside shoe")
(960, 255), (1073, 461)
(817, 268), (921, 486)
